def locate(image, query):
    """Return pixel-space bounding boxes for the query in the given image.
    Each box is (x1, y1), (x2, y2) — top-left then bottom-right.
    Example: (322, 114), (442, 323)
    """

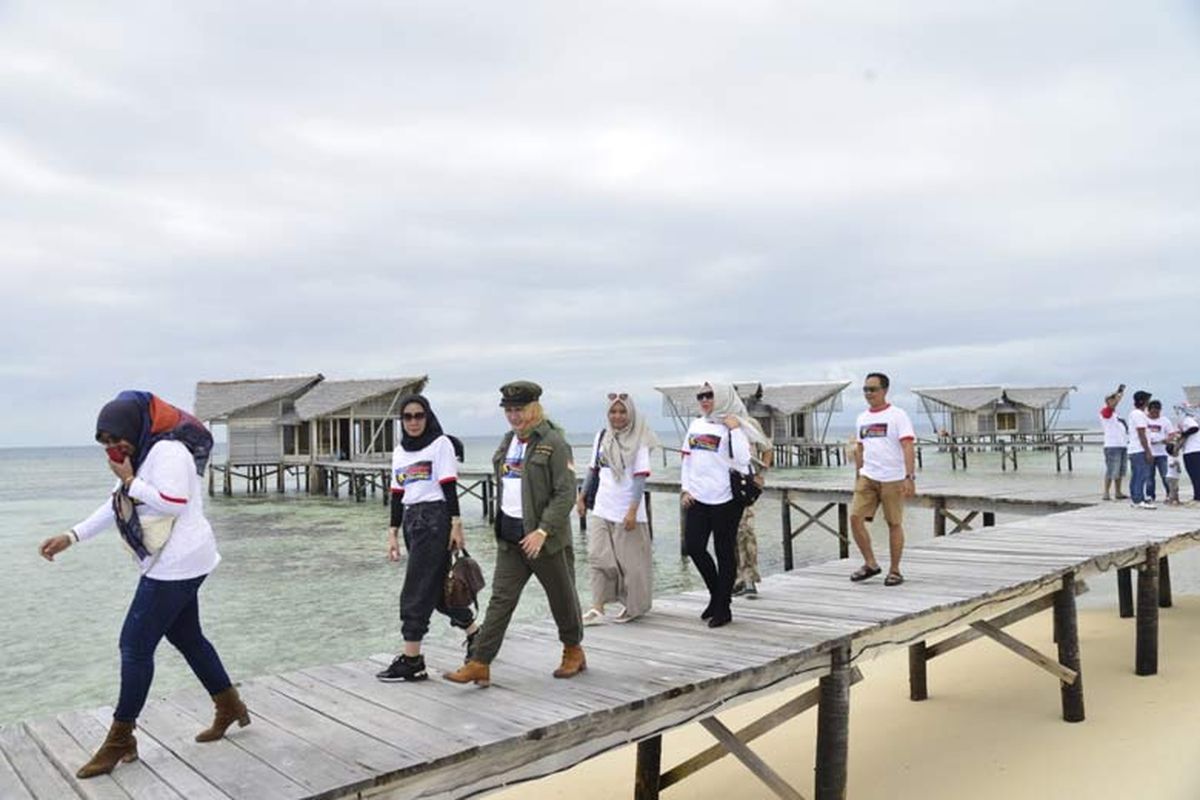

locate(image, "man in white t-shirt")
(849, 372), (916, 586)
(1126, 390), (1155, 508)
(1145, 400), (1176, 503)
(1098, 385), (1128, 501)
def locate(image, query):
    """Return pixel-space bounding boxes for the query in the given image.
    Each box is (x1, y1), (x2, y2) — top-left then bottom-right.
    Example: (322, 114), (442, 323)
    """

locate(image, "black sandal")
(850, 564), (882, 582)
(884, 572), (904, 586)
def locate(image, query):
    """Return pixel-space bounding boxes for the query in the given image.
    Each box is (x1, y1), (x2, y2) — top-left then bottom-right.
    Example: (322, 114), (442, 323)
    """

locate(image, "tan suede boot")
(553, 645), (587, 678)
(76, 719), (137, 779)
(195, 686), (251, 742)
(443, 660), (491, 686)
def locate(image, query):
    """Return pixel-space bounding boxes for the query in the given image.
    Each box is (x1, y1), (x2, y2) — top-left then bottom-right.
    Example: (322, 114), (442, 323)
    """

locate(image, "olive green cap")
(499, 380), (542, 408)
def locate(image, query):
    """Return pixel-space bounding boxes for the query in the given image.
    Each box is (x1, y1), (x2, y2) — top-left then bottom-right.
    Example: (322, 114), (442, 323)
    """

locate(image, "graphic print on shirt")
(502, 444), (525, 479)
(394, 460), (433, 486)
(860, 422), (889, 439)
(688, 433), (722, 452)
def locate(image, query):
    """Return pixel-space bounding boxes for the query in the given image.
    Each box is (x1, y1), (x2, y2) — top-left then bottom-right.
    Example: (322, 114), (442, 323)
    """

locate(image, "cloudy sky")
(2, 1), (1197, 445)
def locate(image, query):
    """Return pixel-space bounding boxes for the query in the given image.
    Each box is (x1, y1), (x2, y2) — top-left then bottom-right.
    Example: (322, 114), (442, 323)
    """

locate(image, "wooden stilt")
(1117, 567), (1134, 618)
(983, 511), (995, 527)
(277, 463), (285, 493)
(1054, 573), (1085, 722)
(837, 502), (849, 560)
(634, 736), (662, 800)
(644, 491), (654, 539)
(1158, 556), (1172, 608)
(815, 643), (851, 800)
(781, 491), (793, 571)
(933, 498), (946, 537)
(1136, 546), (1159, 676)
(908, 641), (928, 701)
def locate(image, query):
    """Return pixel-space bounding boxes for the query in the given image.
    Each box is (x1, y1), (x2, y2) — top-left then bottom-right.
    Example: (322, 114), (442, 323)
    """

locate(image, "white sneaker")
(1140, 501), (1157, 510)
(582, 608), (606, 626)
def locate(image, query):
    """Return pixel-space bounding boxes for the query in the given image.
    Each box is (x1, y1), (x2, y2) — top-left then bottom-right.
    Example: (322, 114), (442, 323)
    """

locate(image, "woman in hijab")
(679, 382), (763, 627)
(375, 394), (478, 682)
(37, 391), (247, 779)
(576, 391), (659, 624)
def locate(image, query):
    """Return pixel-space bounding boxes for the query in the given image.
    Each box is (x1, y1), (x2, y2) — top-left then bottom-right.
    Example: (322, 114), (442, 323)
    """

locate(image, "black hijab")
(399, 394), (445, 452)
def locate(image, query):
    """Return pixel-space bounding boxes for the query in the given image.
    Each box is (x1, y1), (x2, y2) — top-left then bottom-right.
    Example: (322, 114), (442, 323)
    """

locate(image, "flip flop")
(850, 565), (882, 582)
(884, 572), (905, 586)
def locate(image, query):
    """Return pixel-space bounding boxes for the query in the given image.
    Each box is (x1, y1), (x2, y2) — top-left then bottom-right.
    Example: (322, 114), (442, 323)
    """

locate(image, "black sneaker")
(376, 654), (428, 682)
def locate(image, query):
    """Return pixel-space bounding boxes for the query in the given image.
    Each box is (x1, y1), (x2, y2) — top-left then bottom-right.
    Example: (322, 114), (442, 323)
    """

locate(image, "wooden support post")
(837, 502), (849, 560)
(679, 495), (688, 558)
(277, 463), (285, 493)
(1117, 567), (1134, 618)
(983, 511), (995, 527)
(223, 465), (231, 496)
(1159, 556), (1172, 608)
(1055, 573), (1085, 722)
(815, 643), (851, 800)
(933, 498), (946, 537)
(644, 490), (654, 539)
(908, 641), (928, 701)
(207, 465), (214, 497)
(1136, 546), (1159, 676)
(634, 736), (662, 800)
(781, 491), (794, 571)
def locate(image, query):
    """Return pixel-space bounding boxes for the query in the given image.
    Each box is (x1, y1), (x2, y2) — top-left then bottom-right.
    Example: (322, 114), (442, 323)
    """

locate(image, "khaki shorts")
(850, 475), (906, 526)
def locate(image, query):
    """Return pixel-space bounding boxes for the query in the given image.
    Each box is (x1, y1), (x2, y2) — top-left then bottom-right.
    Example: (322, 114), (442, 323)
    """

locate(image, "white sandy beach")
(495, 596), (1200, 800)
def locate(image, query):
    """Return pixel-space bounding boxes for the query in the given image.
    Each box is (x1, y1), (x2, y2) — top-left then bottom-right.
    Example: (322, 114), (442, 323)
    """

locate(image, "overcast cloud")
(2, 1), (1198, 445)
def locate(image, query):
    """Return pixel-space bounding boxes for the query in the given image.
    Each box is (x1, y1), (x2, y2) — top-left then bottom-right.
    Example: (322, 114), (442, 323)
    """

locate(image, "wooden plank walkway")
(5, 498), (1199, 798)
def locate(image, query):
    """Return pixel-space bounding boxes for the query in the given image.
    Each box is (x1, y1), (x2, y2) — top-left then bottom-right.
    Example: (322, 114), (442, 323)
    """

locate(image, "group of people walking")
(36, 372), (928, 780)
(1100, 386), (1200, 507)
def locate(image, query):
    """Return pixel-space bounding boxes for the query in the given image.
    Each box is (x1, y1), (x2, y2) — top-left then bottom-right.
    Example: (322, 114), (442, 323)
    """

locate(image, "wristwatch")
(905, 474), (916, 481)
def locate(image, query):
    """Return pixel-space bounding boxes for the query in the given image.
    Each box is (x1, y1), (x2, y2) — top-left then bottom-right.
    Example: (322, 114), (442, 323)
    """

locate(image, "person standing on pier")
(37, 391), (248, 779)
(849, 373), (916, 586)
(376, 395), (479, 683)
(1099, 386), (1129, 501)
(1145, 400), (1176, 504)
(680, 382), (759, 627)
(577, 391), (658, 625)
(445, 381), (585, 686)
(1126, 390), (1156, 509)
(1178, 409), (1200, 502)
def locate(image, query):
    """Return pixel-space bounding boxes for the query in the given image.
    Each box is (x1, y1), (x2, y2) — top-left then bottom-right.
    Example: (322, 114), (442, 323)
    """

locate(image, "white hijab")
(600, 392), (659, 480)
(702, 382), (770, 449)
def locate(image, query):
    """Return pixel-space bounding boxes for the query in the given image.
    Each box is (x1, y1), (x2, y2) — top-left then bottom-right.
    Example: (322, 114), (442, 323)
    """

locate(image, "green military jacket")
(492, 420), (575, 555)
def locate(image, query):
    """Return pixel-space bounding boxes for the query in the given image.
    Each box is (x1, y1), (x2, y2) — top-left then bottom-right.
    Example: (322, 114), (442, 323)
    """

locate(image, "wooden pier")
(4, 467), (1200, 799)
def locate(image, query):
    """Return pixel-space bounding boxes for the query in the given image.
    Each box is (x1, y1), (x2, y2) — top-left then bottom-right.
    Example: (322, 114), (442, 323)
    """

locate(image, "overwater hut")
(194, 374), (325, 465)
(1184, 385), (1200, 406)
(655, 381), (851, 465)
(912, 385), (1075, 439)
(293, 376), (428, 462)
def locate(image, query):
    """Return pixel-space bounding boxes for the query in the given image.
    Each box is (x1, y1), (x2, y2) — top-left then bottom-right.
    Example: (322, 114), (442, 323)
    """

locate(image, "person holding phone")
(375, 394), (478, 683)
(37, 391), (247, 779)
(1099, 385), (1128, 501)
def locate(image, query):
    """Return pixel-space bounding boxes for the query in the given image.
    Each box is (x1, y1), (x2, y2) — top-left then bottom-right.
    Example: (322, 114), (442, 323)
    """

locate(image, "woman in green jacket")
(444, 381), (585, 686)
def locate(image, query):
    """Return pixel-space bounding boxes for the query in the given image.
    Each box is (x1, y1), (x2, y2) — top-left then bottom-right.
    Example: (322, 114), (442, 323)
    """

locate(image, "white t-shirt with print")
(1146, 416), (1175, 458)
(856, 404), (916, 483)
(1099, 406), (1127, 448)
(1126, 408), (1150, 454)
(1181, 416), (1200, 456)
(587, 431), (651, 523)
(390, 435), (457, 505)
(680, 418), (750, 505)
(499, 435), (528, 519)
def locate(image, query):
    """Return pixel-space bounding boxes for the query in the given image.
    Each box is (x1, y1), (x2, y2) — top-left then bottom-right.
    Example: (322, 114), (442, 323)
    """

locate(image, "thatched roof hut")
(911, 385), (1074, 437)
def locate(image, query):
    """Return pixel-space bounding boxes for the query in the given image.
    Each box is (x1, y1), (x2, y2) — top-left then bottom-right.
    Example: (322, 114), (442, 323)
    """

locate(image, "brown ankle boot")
(76, 719), (137, 779)
(195, 686), (251, 742)
(443, 660), (491, 686)
(553, 645), (587, 678)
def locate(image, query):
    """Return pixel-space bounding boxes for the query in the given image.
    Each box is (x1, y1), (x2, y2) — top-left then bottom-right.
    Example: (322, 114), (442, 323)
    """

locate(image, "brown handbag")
(445, 549), (487, 609)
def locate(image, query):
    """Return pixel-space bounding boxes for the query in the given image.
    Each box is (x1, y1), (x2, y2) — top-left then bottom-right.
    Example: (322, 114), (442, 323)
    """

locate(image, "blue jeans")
(1128, 452), (1153, 504)
(1147, 455), (1169, 500)
(115, 574), (231, 722)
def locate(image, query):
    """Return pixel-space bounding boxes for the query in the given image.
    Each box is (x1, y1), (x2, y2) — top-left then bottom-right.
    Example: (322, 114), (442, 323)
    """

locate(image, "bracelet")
(69, 529), (79, 543)
(905, 474), (916, 481)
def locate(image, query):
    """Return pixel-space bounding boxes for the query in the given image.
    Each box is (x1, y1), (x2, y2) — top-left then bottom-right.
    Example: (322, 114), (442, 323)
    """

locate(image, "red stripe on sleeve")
(158, 492), (187, 504)
(390, 487), (405, 495)
(634, 471), (651, 477)
(438, 477), (457, 485)
(899, 436), (916, 442)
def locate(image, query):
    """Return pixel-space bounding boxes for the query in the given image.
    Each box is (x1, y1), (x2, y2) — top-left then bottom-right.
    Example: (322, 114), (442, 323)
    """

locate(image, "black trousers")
(400, 502), (474, 642)
(684, 499), (743, 615)
(1185, 452), (1200, 501)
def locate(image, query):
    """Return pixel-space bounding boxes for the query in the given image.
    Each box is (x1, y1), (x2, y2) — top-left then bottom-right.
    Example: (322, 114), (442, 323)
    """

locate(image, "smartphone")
(106, 446), (126, 463)
(1117, 383), (1126, 393)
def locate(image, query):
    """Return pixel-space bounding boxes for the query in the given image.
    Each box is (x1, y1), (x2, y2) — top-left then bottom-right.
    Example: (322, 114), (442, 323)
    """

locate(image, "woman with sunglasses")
(376, 394), (478, 682)
(680, 383), (764, 627)
(576, 391), (659, 625)
(37, 391), (247, 779)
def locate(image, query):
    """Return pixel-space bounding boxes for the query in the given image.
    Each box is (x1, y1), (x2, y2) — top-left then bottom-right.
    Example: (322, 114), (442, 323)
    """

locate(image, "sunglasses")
(607, 392), (629, 401)
(862, 386), (882, 393)
(696, 391), (715, 401)
(402, 412), (427, 421)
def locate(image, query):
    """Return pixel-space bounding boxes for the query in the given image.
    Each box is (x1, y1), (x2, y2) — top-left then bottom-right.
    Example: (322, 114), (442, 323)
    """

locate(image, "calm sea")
(1, 437), (1195, 725)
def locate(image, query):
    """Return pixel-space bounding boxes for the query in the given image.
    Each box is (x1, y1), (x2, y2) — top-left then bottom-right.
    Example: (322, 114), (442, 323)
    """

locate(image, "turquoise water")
(2, 440), (1196, 724)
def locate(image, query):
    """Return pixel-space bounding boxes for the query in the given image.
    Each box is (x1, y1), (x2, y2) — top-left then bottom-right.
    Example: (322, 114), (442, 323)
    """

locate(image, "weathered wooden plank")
(24, 715), (136, 800)
(970, 621), (1077, 684)
(697, 717), (804, 800)
(0, 728), (37, 800)
(0, 723), (82, 800)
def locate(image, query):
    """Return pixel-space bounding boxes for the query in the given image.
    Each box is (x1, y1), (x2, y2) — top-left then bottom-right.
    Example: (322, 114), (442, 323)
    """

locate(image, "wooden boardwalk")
(4, 495), (1199, 798)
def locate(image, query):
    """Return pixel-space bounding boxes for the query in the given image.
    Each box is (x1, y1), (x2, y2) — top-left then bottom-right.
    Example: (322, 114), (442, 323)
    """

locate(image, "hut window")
(282, 425), (297, 456)
(297, 421), (311, 455)
(789, 414), (806, 439)
(996, 412), (1018, 432)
